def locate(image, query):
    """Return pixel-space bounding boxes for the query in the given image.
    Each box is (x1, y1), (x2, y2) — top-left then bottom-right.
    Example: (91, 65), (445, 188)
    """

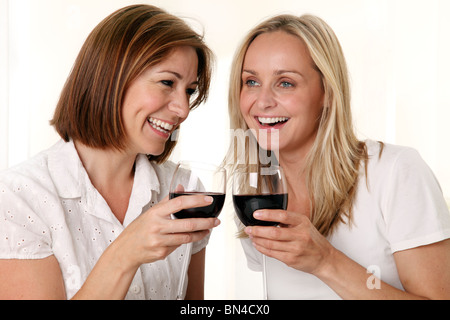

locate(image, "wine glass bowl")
(232, 165), (288, 226)
(169, 161), (226, 219)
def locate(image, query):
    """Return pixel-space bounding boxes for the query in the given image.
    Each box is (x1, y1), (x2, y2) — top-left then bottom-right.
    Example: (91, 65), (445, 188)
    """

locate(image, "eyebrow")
(275, 70), (304, 77)
(242, 69), (304, 78)
(242, 69), (257, 75)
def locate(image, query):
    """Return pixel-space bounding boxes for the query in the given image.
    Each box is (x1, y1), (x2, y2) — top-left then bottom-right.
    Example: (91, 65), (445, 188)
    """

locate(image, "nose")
(254, 85), (277, 110)
(168, 91), (190, 120)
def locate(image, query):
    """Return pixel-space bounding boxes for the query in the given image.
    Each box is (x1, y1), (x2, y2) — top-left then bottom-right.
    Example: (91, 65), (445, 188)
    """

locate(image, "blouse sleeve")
(0, 180), (53, 259)
(382, 147), (450, 253)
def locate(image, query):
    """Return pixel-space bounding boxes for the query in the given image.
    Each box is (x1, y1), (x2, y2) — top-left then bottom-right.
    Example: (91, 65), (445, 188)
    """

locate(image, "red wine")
(169, 192), (225, 219)
(233, 194), (288, 226)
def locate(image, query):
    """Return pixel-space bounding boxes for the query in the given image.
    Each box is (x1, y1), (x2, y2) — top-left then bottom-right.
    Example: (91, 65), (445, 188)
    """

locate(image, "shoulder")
(362, 141), (450, 252)
(364, 140), (427, 180)
(360, 140), (441, 205)
(366, 140), (422, 166)
(0, 140), (69, 214)
(0, 143), (65, 259)
(0, 143), (58, 190)
(363, 140), (447, 211)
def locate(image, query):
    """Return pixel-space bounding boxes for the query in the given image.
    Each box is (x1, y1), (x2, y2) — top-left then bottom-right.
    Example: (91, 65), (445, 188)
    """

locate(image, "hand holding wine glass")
(233, 164), (335, 292)
(116, 193), (217, 266)
(169, 161), (226, 219)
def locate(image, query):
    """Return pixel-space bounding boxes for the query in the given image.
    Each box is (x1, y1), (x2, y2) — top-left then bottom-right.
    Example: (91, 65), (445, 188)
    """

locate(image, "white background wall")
(1, 0), (449, 299)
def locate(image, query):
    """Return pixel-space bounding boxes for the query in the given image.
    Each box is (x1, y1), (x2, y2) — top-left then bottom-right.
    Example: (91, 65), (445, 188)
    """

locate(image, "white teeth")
(258, 117), (289, 124)
(148, 117), (174, 133)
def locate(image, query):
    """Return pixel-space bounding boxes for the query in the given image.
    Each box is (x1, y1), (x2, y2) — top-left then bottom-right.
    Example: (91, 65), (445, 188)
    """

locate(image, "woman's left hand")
(246, 210), (450, 299)
(244, 209), (335, 276)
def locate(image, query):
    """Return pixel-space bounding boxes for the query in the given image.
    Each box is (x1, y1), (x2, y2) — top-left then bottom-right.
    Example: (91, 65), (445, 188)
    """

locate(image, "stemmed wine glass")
(232, 165), (288, 300)
(169, 161), (226, 299)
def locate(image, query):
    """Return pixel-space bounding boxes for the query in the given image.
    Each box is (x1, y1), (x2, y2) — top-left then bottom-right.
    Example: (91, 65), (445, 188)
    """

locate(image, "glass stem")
(263, 254), (268, 300)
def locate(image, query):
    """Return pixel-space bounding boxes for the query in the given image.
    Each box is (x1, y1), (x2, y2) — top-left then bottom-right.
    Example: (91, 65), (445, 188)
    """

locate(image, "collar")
(48, 140), (161, 225)
(122, 154), (160, 226)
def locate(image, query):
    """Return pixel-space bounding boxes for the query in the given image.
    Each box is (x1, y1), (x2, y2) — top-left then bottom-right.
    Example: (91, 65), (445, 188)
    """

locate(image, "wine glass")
(169, 161), (226, 299)
(232, 165), (288, 299)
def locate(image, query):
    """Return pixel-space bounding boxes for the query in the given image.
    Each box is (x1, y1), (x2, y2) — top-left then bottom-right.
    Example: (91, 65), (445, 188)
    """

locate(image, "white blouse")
(0, 139), (209, 299)
(240, 140), (450, 299)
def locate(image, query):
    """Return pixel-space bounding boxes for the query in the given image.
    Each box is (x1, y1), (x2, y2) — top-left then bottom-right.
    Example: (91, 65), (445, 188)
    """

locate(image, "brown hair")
(51, 4), (213, 163)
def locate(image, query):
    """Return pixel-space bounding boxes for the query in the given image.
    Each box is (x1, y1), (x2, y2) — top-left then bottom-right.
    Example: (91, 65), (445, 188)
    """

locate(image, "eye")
(161, 80), (174, 87)
(280, 81), (294, 88)
(186, 88), (197, 97)
(245, 79), (260, 87)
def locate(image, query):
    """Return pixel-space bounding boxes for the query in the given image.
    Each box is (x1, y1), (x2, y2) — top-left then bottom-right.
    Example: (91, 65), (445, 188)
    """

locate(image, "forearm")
(185, 248), (206, 300)
(315, 249), (426, 300)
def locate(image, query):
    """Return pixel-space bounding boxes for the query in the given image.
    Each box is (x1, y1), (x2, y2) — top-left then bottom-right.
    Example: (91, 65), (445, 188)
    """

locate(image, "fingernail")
(245, 226), (252, 235)
(253, 210), (262, 218)
(205, 196), (213, 203)
(214, 219), (221, 226)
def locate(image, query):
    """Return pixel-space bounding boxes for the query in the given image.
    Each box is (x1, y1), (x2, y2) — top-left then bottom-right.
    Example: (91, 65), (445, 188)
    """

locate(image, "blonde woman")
(225, 14), (450, 299)
(0, 5), (218, 299)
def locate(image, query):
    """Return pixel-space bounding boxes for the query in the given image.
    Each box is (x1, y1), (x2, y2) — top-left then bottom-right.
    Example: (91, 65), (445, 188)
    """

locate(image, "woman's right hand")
(111, 194), (220, 271)
(70, 194), (219, 300)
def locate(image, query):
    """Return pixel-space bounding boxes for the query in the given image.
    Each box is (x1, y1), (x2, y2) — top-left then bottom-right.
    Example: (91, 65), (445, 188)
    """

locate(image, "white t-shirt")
(0, 139), (209, 299)
(240, 140), (450, 299)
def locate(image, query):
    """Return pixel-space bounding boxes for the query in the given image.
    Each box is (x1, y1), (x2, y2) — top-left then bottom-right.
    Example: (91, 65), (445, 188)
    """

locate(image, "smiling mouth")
(257, 116), (289, 127)
(147, 117), (175, 134)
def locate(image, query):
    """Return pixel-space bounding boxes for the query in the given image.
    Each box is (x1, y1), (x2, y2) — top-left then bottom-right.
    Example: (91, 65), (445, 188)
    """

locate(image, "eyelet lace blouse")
(0, 139), (209, 299)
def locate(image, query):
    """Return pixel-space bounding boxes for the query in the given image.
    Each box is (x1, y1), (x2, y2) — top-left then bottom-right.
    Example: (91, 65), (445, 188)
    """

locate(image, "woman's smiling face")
(121, 46), (199, 156)
(240, 30), (324, 155)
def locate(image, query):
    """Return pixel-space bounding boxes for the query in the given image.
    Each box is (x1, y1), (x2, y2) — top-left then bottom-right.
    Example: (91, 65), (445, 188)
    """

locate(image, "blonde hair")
(225, 14), (367, 237)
